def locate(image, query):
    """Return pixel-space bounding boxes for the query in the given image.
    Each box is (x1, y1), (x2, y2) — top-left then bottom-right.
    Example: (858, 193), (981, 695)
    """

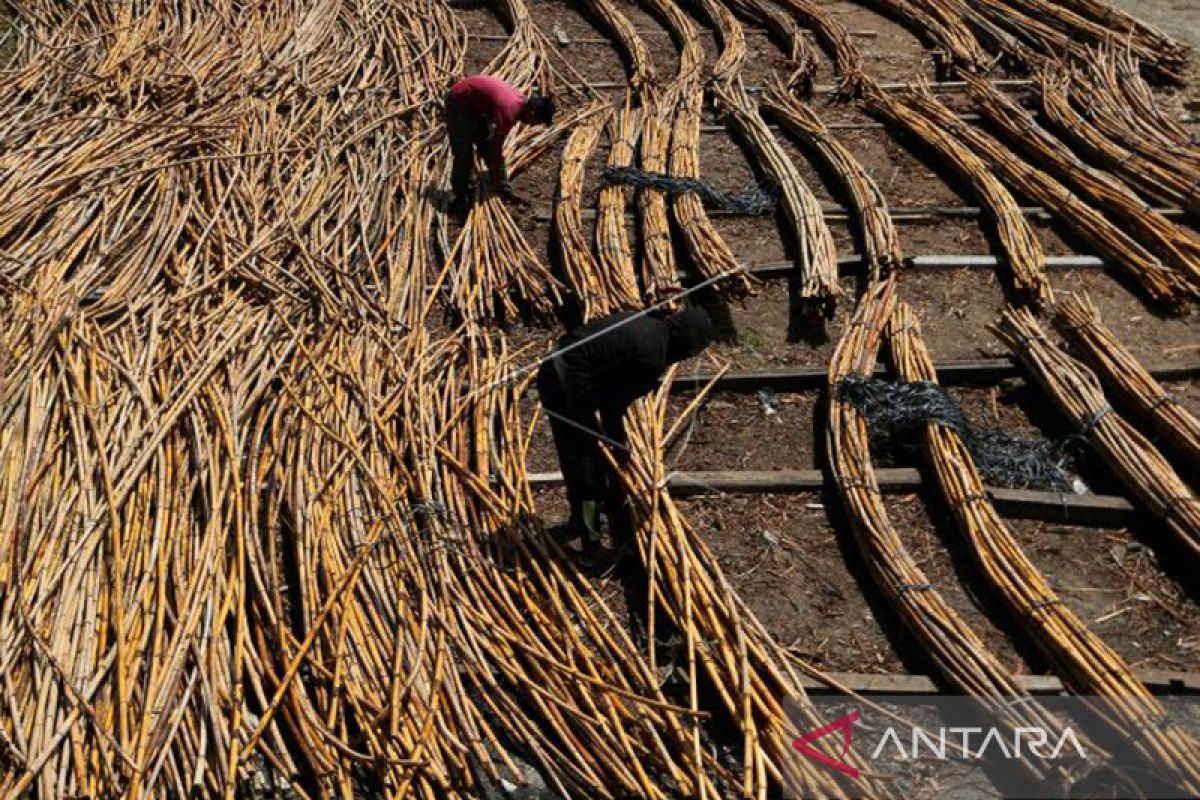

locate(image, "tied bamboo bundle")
(855, 0), (988, 75)
(1077, 49), (1200, 177)
(597, 99), (647, 306)
(827, 276), (1079, 791)
(1055, 294), (1200, 470)
(726, 0), (818, 92)
(1104, 47), (1197, 151)
(887, 303), (1200, 795)
(637, 103), (683, 302)
(774, 0), (868, 97)
(716, 81), (841, 308)
(863, 84), (1051, 306)
(763, 84), (902, 276)
(661, 0), (751, 293)
(962, 71), (1200, 293)
(979, 0), (1186, 83)
(904, 83), (1190, 309)
(616, 374), (890, 799)
(1039, 69), (1200, 216)
(580, 0), (658, 93)
(992, 307), (1200, 558)
(1050, 0), (1189, 74)
(669, 85), (749, 290)
(555, 106), (626, 320)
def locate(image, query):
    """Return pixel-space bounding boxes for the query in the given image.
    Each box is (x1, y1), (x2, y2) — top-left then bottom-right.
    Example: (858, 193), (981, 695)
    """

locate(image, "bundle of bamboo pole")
(888, 302), (1200, 795)
(715, 80), (840, 307)
(905, 82), (1191, 309)
(1076, 50), (1200, 177)
(992, 307), (1200, 558)
(1038, 69), (1200, 217)
(555, 107), (622, 320)
(763, 84), (902, 276)
(774, 0), (868, 96)
(727, 0), (817, 92)
(863, 85), (1051, 306)
(826, 276), (1077, 792)
(597, 99), (647, 306)
(963, 71), (1200, 292)
(1054, 294), (1200, 470)
(856, 0), (988, 75)
(636, 104), (684, 303)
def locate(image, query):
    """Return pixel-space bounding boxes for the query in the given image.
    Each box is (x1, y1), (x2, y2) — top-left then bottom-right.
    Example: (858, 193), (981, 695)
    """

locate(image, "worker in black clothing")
(537, 307), (714, 550)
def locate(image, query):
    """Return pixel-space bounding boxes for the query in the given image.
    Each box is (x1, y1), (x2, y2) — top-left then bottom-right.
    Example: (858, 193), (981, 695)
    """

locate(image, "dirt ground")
(472, 0), (1200, 684)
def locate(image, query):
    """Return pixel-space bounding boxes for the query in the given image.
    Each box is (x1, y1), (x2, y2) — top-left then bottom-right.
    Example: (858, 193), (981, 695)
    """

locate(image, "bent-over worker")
(537, 307), (714, 551)
(443, 74), (555, 215)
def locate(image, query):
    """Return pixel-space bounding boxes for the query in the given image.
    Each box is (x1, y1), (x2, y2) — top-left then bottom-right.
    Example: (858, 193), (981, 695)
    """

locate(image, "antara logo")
(792, 708), (1089, 779)
(791, 710), (860, 779)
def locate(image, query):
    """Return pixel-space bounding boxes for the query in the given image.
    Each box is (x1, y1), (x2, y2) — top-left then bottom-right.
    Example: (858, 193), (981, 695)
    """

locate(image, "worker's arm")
(483, 127), (514, 198)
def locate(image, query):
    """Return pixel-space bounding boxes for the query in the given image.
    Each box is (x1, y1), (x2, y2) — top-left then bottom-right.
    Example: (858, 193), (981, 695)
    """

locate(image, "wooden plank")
(797, 670), (1200, 696)
(988, 487), (1135, 527)
(536, 205), (1182, 223)
(741, 253), (1106, 279)
(528, 469), (1140, 526)
(671, 359), (1200, 392)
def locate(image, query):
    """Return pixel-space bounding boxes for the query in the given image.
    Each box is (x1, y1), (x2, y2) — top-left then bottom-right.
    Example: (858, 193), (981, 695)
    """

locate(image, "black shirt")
(555, 311), (670, 419)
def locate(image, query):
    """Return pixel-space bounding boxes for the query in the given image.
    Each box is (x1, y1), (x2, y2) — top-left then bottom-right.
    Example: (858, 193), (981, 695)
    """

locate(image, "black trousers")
(444, 92), (487, 205)
(536, 360), (628, 534)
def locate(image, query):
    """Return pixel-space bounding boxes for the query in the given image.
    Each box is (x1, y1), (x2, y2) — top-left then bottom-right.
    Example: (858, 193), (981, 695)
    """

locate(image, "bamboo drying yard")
(0, 0), (1198, 798)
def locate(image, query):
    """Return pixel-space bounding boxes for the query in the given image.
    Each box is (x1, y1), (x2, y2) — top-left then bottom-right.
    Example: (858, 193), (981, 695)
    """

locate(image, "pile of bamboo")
(555, 108), (618, 319)
(1038, 69), (1200, 217)
(863, 84), (1051, 306)
(775, 0), (869, 96)
(992, 308), (1200, 558)
(826, 277), (1078, 791)
(1055, 294), (1200, 469)
(963, 72), (1200, 294)
(714, 82), (840, 307)
(763, 85), (902, 276)
(888, 303), (1200, 795)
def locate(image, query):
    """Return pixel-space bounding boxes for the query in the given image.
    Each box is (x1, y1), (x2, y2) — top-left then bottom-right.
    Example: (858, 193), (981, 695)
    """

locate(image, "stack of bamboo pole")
(888, 302), (1200, 796)
(863, 84), (1052, 306)
(555, 107), (620, 320)
(905, 81), (1191, 309)
(963, 72), (1200, 292)
(826, 276), (1078, 792)
(774, 0), (869, 96)
(1055, 294), (1200, 470)
(764, 85), (902, 276)
(597, 99), (647, 306)
(1039, 69), (1200, 217)
(992, 307), (1200, 558)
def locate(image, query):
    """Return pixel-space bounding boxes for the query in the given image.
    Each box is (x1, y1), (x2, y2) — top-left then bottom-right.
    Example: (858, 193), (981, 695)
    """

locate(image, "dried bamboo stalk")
(864, 84), (1051, 306)
(888, 301), (1200, 795)
(1055, 294), (1200, 470)
(992, 307), (1200, 558)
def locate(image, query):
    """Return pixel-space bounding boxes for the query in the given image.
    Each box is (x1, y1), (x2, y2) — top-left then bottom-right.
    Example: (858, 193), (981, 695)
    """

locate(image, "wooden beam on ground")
(536, 205), (1183, 223)
(797, 669), (1200, 696)
(739, 253), (1106, 279)
(671, 359), (1200, 392)
(527, 469), (1142, 526)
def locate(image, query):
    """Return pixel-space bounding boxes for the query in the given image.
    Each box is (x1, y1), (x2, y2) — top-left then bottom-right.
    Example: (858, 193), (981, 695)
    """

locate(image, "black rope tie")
(1077, 405), (1114, 436)
(600, 165), (776, 215)
(1147, 394), (1176, 411)
(1025, 598), (1063, 618)
(898, 582), (933, 598)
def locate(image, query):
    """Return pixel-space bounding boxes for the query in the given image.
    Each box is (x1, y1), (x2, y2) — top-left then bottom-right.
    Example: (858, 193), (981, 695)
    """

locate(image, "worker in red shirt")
(444, 74), (555, 216)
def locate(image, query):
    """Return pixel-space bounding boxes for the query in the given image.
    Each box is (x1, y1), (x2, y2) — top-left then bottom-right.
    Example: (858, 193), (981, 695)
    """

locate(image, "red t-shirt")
(448, 75), (526, 140)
